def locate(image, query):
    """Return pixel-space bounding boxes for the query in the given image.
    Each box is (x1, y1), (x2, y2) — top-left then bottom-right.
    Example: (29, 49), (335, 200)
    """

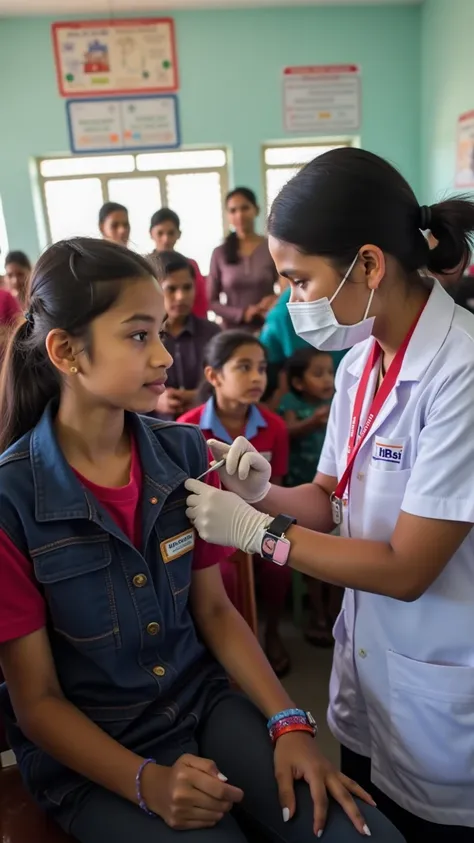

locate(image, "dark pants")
(341, 746), (474, 843)
(64, 695), (404, 843)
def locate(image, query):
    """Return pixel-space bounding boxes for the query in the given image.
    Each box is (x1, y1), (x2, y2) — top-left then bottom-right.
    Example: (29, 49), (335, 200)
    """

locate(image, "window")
(36, 148), (229, 272)
(0, 195), (9, 272)
(263, 141), (353, 214)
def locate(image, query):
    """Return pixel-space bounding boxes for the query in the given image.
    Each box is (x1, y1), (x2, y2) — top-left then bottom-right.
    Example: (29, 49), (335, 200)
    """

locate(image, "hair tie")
(419, 205), (432, 230)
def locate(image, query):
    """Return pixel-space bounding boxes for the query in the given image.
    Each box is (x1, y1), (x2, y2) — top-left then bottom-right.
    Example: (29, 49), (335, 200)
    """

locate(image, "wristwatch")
(260, 514), (296, 567)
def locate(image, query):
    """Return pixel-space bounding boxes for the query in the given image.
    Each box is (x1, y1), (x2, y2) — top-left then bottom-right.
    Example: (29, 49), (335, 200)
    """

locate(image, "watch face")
(262, 535), (277, 557)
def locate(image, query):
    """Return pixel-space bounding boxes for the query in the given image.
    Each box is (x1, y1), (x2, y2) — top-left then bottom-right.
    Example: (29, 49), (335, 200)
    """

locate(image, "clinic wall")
(421, 0), (474, 201)
(0, 5), (421, 259)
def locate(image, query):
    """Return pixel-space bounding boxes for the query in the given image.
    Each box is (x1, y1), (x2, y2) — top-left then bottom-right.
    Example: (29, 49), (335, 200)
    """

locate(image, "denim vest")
(0, 403), (227, 811)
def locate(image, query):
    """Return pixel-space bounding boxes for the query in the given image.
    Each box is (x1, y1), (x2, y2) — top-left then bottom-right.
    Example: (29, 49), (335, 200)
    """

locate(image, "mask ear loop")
(363, 288), (375, 319)
(329, 252), (360, 305)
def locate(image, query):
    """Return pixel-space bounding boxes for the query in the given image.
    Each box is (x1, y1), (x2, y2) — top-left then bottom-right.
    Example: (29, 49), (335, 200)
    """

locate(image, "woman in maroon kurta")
(208, 188), (278, 332)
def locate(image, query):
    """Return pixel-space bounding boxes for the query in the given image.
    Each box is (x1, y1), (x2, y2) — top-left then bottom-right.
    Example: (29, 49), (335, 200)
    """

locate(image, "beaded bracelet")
(136, 757), (157, 816)
(267, 708), (306, 729)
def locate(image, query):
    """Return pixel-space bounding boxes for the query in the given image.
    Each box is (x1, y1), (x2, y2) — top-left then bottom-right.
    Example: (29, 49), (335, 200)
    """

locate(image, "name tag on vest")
(161, 529), (195, 563)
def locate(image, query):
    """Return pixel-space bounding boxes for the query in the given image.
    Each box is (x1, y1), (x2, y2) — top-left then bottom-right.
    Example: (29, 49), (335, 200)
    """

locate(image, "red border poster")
(455, 111), (474, 188)
(52, 18), (179, 98)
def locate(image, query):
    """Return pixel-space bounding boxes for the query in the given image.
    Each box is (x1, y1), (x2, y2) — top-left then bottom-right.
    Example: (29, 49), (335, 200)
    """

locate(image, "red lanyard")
(332, 305), (425, 512)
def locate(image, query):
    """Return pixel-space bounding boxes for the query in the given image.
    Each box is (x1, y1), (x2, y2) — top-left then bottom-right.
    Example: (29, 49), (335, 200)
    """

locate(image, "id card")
(330, 494), (343, 526)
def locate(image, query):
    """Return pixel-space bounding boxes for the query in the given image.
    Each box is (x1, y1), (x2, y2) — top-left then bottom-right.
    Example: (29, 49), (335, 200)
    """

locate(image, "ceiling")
(0, 0), (423, 15)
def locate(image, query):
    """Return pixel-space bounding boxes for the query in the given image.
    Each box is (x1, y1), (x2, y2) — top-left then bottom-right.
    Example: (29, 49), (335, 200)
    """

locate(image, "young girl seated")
(178, 331), (292, 677)
(279, 348), (342, 647)
(0, 239), (395, 843)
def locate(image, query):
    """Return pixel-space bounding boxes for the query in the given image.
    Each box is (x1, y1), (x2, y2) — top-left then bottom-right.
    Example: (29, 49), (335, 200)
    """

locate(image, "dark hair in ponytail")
(197, 329), (266, 403)
(223, 187), (259, 265)
(268, 147), (474, 277)
(0, 237), (155, 453)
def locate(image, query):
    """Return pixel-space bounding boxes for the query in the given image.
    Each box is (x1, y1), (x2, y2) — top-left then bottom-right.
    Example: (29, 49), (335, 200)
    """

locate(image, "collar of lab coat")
(346, 279), (455, 384)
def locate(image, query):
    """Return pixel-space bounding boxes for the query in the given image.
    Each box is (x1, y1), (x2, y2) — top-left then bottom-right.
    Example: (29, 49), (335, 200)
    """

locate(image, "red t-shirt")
(0, 440), (227, 644)
(0, 288), (20, 325)
(178, 400), (289, 480)
(189, 259), (208, 320)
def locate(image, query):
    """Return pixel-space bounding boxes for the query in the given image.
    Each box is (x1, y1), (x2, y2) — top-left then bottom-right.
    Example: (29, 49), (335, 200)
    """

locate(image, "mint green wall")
(421, 0), (474, 200)
(0, 5), (421, 259)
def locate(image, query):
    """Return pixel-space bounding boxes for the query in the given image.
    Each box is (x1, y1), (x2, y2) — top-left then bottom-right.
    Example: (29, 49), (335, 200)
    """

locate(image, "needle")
(196, 458), (226, 481)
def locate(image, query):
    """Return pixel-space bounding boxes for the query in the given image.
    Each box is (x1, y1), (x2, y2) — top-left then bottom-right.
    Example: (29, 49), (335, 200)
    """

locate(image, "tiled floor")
(276, 620), (339, 766)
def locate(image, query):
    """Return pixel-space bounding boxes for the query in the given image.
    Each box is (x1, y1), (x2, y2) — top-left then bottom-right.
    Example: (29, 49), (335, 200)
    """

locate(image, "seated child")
(153, 251), (220, 420)
(0, 238), (396, 843)
(148, 208), (208, 318)
(279, 347), (342, 646)
(178, 331), (293, 677)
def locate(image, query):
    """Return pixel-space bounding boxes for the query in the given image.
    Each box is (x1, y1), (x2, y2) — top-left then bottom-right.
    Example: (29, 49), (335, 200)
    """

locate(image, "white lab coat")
(318, 280), (474, 826)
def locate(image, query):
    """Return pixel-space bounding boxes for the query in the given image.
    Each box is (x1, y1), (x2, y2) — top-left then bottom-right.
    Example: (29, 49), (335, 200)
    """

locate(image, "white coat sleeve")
(402, 364), (474, 523)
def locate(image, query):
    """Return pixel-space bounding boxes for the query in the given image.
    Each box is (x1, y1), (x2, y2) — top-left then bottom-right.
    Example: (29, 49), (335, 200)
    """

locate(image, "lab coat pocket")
(363, 467), (411, 539)
(387, 650), (474, 786)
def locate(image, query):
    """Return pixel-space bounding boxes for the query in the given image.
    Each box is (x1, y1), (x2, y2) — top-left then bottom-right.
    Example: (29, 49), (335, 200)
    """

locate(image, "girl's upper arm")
(314, 471), (337, 497)
(190, 564), (230, 621)
(0, 628), (63, 719)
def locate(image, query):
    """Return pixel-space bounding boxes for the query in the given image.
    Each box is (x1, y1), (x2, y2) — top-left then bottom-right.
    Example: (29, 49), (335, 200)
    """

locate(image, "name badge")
(372, 438), (404, 466)
(160, 529), (195, 563)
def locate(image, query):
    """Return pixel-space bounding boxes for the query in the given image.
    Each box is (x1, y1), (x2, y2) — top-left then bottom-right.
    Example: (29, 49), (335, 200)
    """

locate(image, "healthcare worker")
(186, 147), (474, 843)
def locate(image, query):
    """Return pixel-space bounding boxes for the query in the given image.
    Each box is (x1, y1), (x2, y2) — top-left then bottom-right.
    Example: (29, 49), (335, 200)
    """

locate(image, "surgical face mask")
(287, 253), (375, 352)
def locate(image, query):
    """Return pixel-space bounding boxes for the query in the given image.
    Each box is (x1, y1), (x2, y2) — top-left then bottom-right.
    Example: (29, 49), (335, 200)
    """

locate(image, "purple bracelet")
(136, 757), (157, 816)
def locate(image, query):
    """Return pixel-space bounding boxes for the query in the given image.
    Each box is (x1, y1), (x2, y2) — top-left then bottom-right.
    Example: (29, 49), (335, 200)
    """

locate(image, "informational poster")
(52, 18), (178, 97)
(455, 111), (474, 188)
(66, 95), (180, 154)
(283, 65), (361, 134)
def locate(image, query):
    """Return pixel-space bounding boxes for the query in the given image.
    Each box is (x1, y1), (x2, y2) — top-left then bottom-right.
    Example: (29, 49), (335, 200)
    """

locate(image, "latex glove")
(185, 479), (272, 554)
(207, 437), (272, 504)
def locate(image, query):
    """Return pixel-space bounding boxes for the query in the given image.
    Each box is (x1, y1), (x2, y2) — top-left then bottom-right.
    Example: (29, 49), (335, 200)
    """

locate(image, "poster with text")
(52, 18), (178, 97)
(66, 95), (180, 154)
(456, 111), (474, 188)
(283, 65), (360, 134)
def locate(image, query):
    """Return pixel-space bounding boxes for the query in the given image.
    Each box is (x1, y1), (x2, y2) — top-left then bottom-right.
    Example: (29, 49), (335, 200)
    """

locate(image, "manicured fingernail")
(217, 772), (228, 781)
(282, 807), (290, 823)
(317, 831), (323, 838)
(363, 825), (371, 837)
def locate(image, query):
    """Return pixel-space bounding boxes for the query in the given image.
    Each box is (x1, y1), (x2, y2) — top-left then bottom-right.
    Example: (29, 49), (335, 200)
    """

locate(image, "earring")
(70, 366), (78, 374)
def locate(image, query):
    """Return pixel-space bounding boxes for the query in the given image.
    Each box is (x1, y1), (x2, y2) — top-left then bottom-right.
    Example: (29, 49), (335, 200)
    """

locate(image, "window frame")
(34, 147), (230, 247)
(261, 138), (356, 217)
